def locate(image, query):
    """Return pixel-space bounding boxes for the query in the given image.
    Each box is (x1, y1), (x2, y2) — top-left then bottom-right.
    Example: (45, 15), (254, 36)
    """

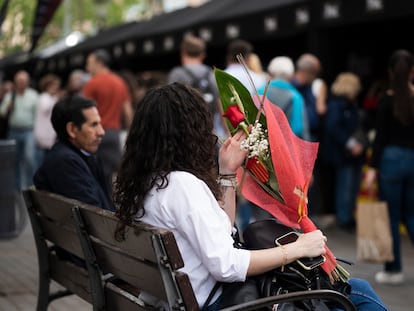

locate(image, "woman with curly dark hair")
(113, 83), (331, 310)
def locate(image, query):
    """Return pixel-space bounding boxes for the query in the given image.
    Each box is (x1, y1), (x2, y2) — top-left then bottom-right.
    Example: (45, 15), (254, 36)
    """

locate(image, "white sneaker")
(375, 271), (404, 285)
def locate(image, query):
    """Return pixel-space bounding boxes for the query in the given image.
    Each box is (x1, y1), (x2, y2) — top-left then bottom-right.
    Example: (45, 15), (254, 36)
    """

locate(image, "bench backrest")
(24, 188), (199, 310)
(22, 189), (94, 303)
(73, 204), (199, 310)
(24, 189), (84, 257)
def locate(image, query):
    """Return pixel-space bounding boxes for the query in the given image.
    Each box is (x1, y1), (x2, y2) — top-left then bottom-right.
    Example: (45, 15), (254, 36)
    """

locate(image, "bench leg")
(36, 273), (50, 311)
(49, 290), (73, 302)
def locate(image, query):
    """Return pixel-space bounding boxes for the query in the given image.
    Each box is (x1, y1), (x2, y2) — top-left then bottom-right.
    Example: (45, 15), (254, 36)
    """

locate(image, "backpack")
(181, 66), (216, 113)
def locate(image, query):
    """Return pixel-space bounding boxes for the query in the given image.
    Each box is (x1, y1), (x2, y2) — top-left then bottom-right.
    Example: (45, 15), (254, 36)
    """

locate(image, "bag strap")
(8, 91), (16, 117)
(181, 66), (210, 88)
(201, 282), (222, 311)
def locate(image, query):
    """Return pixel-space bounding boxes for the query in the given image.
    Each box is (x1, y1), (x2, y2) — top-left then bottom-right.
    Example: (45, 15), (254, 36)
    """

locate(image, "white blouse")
(140, 171), (251, 307)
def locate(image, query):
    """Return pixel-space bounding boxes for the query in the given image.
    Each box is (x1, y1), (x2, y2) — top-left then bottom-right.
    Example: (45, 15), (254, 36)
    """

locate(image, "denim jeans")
(335, 163), (362, 225)
(8, 128), (35, 189)
(204, 296), (221, 311)
(378, 146), (414, 272)
(332, 278), (388, 311)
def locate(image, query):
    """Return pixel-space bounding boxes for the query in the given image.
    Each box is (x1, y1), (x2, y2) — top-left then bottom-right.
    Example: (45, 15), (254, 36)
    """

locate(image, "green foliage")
(0, 0), (36, 55)
(0, 0), (147, 56)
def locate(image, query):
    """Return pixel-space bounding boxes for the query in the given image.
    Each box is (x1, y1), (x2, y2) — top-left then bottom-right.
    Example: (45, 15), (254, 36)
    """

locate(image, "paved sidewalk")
(0, 216), (413, 310)
(324, 224), (414, 311)
(0, 223), (90, 311)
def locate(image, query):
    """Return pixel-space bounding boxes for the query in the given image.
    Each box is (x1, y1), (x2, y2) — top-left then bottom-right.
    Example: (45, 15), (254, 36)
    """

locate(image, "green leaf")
(214, 68), (266, 131)
(268, 173), (284, 203)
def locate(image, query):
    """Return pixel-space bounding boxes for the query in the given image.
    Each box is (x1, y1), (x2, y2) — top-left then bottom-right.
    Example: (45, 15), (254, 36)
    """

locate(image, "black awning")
(53, 21), (139, 57)
(210, 0), (306, 21)
(8, 0), (414, 77)
(50, 0), (239, 59)
(30, 0), (63, 52)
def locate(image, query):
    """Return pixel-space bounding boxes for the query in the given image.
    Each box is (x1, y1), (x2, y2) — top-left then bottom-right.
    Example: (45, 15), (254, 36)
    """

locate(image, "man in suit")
(33, 94), (112, 211)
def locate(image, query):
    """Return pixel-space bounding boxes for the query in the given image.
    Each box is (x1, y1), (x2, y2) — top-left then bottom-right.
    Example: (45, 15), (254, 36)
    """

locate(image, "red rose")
(223, 105), (245, 128)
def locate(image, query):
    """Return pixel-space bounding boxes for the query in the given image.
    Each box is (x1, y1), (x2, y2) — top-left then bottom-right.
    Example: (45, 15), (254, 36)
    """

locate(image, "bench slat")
(30, 191), (79, 222)
(79, 207), (184, 267)
(77, 206), (195, 308)
(175, 272), (199, 311)
(105, 282), (149, 311)
(91, 240), (169, 301)
(37, 217), (84, 258)
(49, 253), (92, 303)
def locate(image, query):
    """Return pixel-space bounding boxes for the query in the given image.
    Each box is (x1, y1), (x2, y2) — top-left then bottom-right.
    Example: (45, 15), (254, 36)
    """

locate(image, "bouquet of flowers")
(216, 69), (284, 204)
(214, 66), (349, 283)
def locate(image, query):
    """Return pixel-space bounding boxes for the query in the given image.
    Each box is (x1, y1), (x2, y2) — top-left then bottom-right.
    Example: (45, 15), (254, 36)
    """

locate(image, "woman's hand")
(218, 130), (247, 174)
(294, 230), (327, 258)
(248, 230), (327, 276)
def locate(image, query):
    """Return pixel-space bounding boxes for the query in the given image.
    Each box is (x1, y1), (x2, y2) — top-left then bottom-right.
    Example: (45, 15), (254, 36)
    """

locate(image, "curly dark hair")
(114, 82), (221, 240)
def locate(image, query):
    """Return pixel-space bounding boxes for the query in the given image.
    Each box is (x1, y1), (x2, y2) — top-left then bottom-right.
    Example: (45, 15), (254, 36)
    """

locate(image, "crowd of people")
(0, 35), (413, 309)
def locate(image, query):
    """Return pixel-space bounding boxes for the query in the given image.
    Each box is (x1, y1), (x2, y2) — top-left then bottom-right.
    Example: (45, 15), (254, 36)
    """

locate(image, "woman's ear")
(66, 122), (77, 139)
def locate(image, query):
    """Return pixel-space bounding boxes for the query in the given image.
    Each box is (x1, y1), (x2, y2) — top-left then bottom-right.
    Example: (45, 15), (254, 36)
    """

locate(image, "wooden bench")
(23, 188), (356, 311)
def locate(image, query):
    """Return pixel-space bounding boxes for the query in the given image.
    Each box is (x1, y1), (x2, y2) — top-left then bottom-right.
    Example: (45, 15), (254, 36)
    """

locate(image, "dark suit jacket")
(33, 141), (113, 211)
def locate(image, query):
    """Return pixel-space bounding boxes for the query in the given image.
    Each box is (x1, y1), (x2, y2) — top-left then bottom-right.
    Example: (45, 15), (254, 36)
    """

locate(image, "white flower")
(240, 122), (270, 160)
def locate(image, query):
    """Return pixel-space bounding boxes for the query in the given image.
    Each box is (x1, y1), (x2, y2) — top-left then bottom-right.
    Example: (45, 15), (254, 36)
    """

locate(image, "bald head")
(294, 53), (321, 85)
(296, 53), (321, 76)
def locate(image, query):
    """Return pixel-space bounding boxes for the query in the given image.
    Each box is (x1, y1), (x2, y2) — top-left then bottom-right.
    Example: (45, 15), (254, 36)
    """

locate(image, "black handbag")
(220, 278), (262, 309)
(243, 219), (351, 310)
(206, 220), (351, 310)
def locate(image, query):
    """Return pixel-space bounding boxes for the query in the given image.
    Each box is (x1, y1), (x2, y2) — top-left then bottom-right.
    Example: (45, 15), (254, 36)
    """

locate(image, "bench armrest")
(219, 289), (356, 311)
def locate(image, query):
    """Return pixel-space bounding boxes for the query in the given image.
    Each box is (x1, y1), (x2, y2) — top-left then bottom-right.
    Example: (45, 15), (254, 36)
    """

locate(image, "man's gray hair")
(267, 56), (295, 80)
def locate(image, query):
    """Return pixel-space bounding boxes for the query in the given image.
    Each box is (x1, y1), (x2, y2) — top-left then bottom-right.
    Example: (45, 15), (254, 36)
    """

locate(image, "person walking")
(168, 34), (227, 141)
(258, 56), (309, 140)
(365, 49), (414, 285)
(323, 72), (366, 229)
(291, 53), (327, 142)
(292, 53), (330, 217)
(0, 70), (38, 189)
(224, 39), (266, 95)
(83, 49), (133, 192)
(34, 73), (61, 167)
